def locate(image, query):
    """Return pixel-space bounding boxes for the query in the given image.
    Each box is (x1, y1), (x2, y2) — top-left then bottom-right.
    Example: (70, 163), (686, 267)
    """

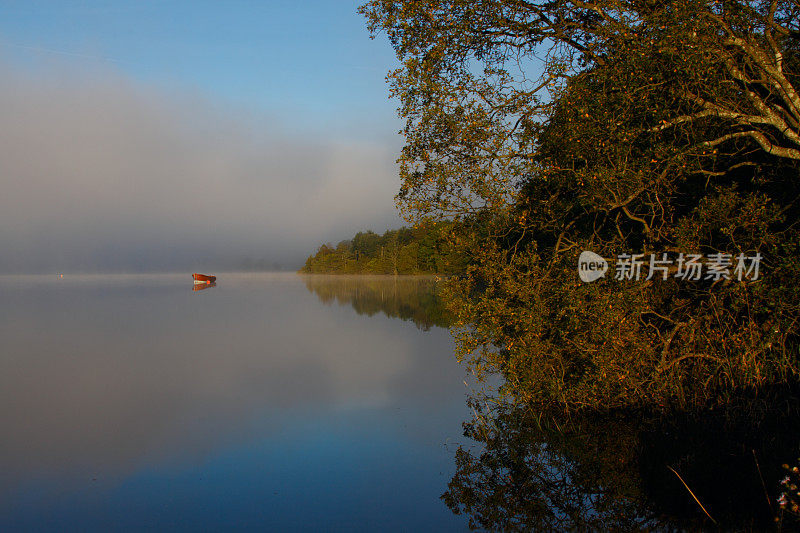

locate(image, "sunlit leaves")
(362, 0), (800, 411)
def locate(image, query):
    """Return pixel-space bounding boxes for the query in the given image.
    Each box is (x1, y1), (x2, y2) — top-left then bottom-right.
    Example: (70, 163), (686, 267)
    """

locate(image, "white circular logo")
(578, 251), (608, 283)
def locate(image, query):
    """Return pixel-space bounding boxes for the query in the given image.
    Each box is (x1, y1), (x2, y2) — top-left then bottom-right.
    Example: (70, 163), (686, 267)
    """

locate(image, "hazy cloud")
(0, 62), (404, 272)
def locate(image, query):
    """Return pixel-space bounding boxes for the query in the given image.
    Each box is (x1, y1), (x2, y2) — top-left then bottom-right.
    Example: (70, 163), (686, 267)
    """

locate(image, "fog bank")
(0, 62), (403, 272)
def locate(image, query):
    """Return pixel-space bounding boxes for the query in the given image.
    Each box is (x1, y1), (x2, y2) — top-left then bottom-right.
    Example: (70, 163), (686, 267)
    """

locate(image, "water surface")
(0, 273), (471, 531)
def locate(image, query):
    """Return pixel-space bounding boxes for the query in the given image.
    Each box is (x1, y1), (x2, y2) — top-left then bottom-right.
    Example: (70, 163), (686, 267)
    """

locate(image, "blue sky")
(0, 0), (400, 136)
(0, 1), (408, 272)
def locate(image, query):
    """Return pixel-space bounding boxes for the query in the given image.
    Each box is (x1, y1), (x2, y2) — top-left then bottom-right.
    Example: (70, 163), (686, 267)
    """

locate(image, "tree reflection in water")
(301, 275), (452, 330)
(443, 395), (800, 531)
(301, 274), (800, 529)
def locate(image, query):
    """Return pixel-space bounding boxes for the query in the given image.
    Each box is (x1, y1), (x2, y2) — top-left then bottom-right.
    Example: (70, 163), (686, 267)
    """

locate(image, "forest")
(299, 222), (466, 275)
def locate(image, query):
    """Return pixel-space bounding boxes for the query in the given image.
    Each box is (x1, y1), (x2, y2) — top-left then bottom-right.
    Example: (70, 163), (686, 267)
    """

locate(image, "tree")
(362, 1), (800, 220)
(362, 0), (800, 409)
(353, 230), (380, 259)
(299, 224), (463, 274)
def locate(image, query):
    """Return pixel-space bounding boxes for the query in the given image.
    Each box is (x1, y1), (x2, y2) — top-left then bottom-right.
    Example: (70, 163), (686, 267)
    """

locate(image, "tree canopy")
(361, 0), (800, 410)
(299, 222), (466, 275)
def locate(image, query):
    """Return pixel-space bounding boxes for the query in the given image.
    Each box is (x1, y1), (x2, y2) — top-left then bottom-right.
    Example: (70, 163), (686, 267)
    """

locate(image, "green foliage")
(362, 0), (800, 410)
(299, 222), (466, 275)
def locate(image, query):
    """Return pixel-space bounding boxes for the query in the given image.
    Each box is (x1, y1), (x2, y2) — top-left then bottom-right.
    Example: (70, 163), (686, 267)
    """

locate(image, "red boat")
(192, 273), (217, 284)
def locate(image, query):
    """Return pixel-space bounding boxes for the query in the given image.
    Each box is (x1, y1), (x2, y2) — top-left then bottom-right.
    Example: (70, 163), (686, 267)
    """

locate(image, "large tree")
(362, 0), (800, 409)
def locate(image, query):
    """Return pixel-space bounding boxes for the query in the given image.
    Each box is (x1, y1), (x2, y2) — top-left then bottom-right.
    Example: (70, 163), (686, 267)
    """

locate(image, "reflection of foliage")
(300, 222), (466, 275)
(443, 395), (800, 531)
(779, 459), (800, 519)
(302, 275), (451, 330)
(443, 403), (655, 531)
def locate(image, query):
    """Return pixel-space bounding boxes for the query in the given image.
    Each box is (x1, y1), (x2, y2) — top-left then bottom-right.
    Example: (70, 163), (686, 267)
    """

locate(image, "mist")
(0, 62), (404, 273)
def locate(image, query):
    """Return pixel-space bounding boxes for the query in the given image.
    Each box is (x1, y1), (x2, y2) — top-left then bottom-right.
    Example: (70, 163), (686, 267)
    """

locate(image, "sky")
(0, 0), (405, 272)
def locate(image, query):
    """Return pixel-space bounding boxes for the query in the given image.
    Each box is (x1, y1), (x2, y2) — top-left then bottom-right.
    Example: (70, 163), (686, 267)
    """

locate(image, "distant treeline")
(300, 223), (465, 275)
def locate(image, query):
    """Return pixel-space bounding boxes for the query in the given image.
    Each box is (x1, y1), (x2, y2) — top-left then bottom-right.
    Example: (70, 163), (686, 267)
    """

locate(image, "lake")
(4, 273), (798, 531)
(0, 273), (472, 531)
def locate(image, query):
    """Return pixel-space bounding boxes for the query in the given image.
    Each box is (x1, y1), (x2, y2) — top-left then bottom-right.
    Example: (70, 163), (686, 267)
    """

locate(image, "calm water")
(0, 273), (471, 531)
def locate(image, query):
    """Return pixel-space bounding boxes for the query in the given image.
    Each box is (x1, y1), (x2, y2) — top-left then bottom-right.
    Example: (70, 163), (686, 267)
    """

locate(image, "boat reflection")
(192, 281), (216, 291)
